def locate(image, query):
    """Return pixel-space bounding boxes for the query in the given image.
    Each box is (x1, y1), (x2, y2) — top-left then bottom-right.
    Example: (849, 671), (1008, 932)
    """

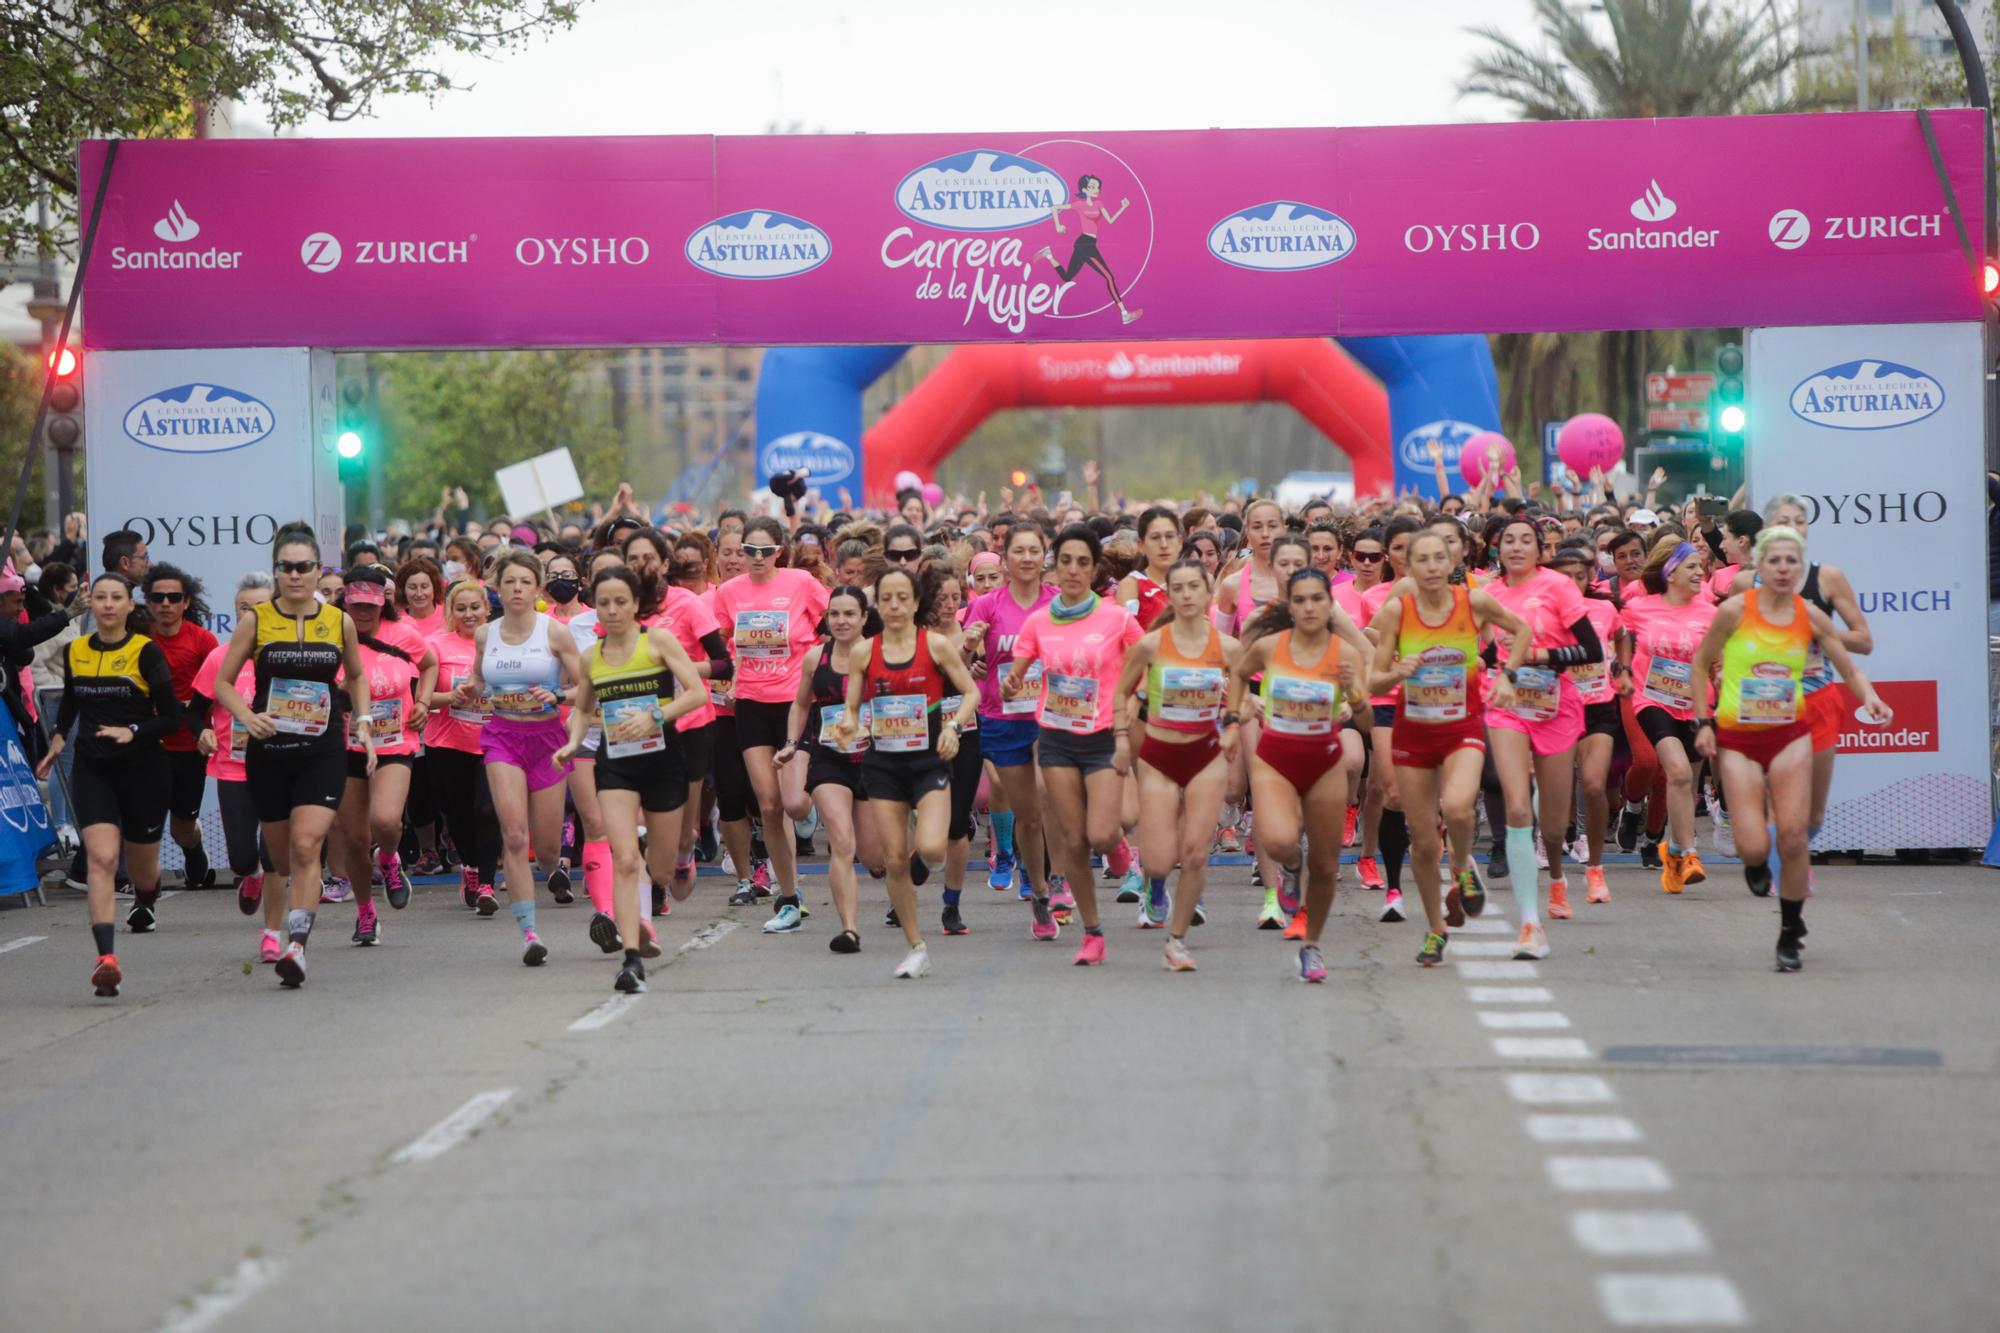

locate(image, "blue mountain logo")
(895, 151), (1068, 233)
(1789, 360), (1944, 431)
(685, 210), (831, 280)
(122, 383), (275, 454)
(1208, 202), (1357, 272)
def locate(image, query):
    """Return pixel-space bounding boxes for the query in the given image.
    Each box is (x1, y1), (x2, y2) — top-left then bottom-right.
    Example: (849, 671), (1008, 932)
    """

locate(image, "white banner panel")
(1746, 321), (1989, 848)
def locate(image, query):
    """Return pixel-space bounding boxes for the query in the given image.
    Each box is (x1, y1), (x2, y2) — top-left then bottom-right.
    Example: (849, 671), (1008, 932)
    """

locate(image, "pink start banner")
(79, 110), (1987, 350)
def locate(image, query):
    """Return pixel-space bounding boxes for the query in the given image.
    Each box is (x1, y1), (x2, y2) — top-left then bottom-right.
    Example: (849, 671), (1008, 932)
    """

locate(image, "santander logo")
(1629, 180), (1678, 224)
(153, 201), (200, 243)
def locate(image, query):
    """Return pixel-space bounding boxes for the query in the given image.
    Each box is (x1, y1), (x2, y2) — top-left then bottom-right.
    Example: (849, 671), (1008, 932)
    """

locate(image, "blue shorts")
(980, 714), (1041, 768)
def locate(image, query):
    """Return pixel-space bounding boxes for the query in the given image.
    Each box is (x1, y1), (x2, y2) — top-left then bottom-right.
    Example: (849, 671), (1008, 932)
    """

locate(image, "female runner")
(965, 551), (1018, 890)
(188, 573), (276, 943)
(1236, 533), (1328, 929)
(1115, 507), (1183, 631)
(1620, 539), (1716, 894)
(1356, 517), (1422, 916)
(831, 566), (980, 979)
(214, 523), (374, 989)
(1113, 558), (1239, 970)
(425, 578), (502, 906)
(1368, 532), (1531, 967)
(1548, 544), (1623, 905)
(1693, 527), (1889, 971)
(920, 562), (983, 937)
(1002, 525), (1142, 964)
(392, 556), (449, 874)
(451, 552), (586, 966)
(36, 574), (183, 997)
(777, 586), (886, 952)
(553, 564), (706, 994)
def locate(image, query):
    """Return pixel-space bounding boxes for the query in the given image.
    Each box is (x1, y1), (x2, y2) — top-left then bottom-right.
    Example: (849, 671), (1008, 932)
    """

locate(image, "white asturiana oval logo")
(1789, 360), (1945, 431)
(1207, 202), (1356, 271)
(759, 431), (854, 487)
(685, 210), (832, 279)
(895, 151), (1067, 233)
(123, 384), (276, 455)
(1396, 419), (1485, 470)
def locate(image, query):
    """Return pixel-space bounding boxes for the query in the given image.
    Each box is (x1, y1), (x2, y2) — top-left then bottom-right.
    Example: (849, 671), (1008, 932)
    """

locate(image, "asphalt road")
(0, 852), (1993, 1333)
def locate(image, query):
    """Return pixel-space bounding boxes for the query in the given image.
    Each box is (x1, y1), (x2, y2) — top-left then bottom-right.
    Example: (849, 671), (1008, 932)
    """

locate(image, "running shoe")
(378, 855), (410, 911)
(1163, 937), (1197, 972)
(258, 929), (283, 964)
(1114, 866), (1143, 904)
(1141, 886), (1168, 930)
(548, 864), (574, 906)
(1192, 898), (1207, 927)
(727, 879), (759, 907)
(1616, 803), (1644, 853)
(884, 906), (900, 928)
(749, 859), (773, 894)
(1030, 896), (1060, 941)
(988, 849), (1016, 892)
(1250, 863), (1264, 888)
(1638, 841), (1663, 870)
(1342, 804), (1359, 847)
(795, 808), (819, 857)
(91, 954), (121, 997)
(461, 868), (480, 909)
(1356, 855), (1384, 890)
(1457, 865), (1486, 917)
(1659, 845), (1686, 895)
(475, 887), (499, 917)
(236, 872), (264, 915)
(1568, 835), (1591, 865)
(651, 881), (668, 917)
(522, 932), (549, 966)
(1744, 862), (1774, 897)
(762, 900), (804, 934)
(1534, 839), (1548, 871)
(1378, 888), (1406, 924)
(894, 942), (931, 978)
(1712, 808), (1736, 859)
(1547, 879), (1572, 919)
(410, 850), (444, 877)
(674, 852), (697, 891)
(1445, 882), (1466, 929)
(1049, 882), (1076, 923)
(696, 822), (719, 864)
(320, 875), (353, 904)
(1073, 933), (1107, 966)
(637, 922), (663, 959)
(829, 930), (861, 954)
(1681, 848), (1708, 887)
(1416, 932), (1447, 967)
(1513, 922), (1550, 961)
(126, 890), (157, 934)
(1275, 862), (1303, 918)
(352, 902), (380, 946)
(1017, 872), (1034, 902)
(1282, 910), (1307, 941)
(1298, 945), (1328, 983)
(1214, 825), (1242, 855)
(275, 942), (307, 988)
(941, 903), (969, 936)
(589, 911), (622, 954)
(1486, 843), (1509, 881)
(614, 961), (647, 993)
(1256, 887), (1286, 930)
(1585, 866), (1611, 904)
(1775, 927), (1803, 973)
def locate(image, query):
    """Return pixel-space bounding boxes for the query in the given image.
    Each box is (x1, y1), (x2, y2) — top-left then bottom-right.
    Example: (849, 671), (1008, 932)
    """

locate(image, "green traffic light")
(336, 430), (364, 459)
(1718, 405), (1746, 434)
(1717, 343), (1744, 375)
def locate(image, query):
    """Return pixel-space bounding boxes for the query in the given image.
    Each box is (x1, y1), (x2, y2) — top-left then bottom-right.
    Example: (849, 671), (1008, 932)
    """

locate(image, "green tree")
(370, 350), (624, 523)
(0, 0), (583, 257)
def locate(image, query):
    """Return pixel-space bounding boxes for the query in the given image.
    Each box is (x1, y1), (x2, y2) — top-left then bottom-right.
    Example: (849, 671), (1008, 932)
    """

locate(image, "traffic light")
(336, 376), (368, 481)
(1983, 260), (1998, 297)
(44, 344), (82, 453)
(1712, 343), (1746, 481)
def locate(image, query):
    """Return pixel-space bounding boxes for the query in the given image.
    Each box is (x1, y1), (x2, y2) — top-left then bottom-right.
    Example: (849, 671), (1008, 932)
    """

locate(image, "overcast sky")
(304, 0), (1545, 139)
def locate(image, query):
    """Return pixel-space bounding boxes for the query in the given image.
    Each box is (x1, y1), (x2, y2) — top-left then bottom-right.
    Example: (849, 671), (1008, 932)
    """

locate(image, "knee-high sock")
(582, 840), (613, 914)
(1378, 809), (1409, 891)
(991, 810), (1016, 859)
(1507, 824), (1541, 925)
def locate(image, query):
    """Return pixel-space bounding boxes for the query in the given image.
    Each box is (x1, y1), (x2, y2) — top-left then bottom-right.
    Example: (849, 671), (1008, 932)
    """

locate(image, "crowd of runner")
(11, 464), (1891, 997)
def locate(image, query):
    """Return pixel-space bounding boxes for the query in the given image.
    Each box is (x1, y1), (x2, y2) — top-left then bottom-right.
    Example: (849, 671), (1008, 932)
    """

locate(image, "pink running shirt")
(1623, 593), (1717, 720)
(714, 569), (830, 706)
(964, 583), (1055, 719)
(1011, 599), (1142, 734)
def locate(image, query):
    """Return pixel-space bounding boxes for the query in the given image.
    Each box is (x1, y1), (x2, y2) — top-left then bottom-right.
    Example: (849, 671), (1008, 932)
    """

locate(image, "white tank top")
(482, 614), (562, 719)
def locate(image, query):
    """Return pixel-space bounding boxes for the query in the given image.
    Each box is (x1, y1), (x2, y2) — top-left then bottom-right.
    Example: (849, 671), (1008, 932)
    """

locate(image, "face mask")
(547, 577), (580, 604)
(1598, 552), (1615, 576)
(442, 560), (467, 583)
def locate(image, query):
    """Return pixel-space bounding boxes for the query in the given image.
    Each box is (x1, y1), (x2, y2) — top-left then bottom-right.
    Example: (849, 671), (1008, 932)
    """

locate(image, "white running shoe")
(893, 943), (931, 979)
(1712, 809), (1737, 859)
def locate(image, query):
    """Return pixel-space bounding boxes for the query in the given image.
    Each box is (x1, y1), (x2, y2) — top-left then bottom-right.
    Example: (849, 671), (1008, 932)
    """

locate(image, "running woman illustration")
(1036, 174), (1143, 325)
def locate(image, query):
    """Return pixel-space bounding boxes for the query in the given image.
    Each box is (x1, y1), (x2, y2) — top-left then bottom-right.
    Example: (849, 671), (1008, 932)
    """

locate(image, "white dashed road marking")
(1525, 1114), (1642, 1144)
(389, 1089), (515, 1165)
(1467, 985), (1553, 1003)
(1455, 960), (1541, 980)
(1477, 1010), (1572, 1029)
(0, 935), (47, 954)
(1492, 1036), (1592, 1059)
(568, 994), (642, 1032)
(1547, 1157), (1673, 1193)
(1571, 1210), (1712, 1257)
(1597, 1274), (1748, 1327)
(154, 1256), (284, 1333)
(1506, 1073), (1617, 1104)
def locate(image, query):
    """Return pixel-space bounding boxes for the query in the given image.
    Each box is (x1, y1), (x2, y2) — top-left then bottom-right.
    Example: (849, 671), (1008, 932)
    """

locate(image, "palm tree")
(1464, 0), (1826, 459)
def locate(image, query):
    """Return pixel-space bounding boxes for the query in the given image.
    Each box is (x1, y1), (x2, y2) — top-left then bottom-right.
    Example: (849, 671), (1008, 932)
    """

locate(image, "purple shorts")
(482, 717), (572, 792)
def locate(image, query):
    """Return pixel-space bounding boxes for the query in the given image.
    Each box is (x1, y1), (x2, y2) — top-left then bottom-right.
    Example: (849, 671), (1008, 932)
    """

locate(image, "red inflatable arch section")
(863, 339), (1390, 499)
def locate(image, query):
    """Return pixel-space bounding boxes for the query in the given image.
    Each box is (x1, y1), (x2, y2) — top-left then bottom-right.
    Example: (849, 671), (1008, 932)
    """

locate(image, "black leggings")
(708, 715), (752, 823)
(216, 780), (274, 877)
(1054, 233), (1124, 303)
(427, 746), (501, 884)
(947, 731), (983, 841)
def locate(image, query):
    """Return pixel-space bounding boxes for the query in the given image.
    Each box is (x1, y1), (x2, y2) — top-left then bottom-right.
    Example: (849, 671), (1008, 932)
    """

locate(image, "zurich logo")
(894, 151), (1067, 233)
(686, 210), (831, 280)
(1206, 202), (1356, 272)
(122, 384), (276, 455)
(1788, 360), (1945, 431)
(1630, 180), (1678, 224)
(760, 431), (854, 487)
(153, 200), (200, 243)
(1396, 419), (1484, 470)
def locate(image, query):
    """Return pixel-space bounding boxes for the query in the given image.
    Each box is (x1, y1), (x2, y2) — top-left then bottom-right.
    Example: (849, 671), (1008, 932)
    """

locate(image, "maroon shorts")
(1717, 720), (1812, 770)
(1138, 730), (1222, 787)
(1390, 717), (1487, 770)
(1254, 729), (1342, 797)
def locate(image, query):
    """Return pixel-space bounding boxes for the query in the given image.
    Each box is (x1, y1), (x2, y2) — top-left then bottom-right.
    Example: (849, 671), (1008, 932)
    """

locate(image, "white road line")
(568, 993), (642, 1032)
(0, 935), (47, 954)
(1597, 1274), (1748, 1326)
(1467, 986), (1554, 1003)
(1548, 1157), (1673, 1193)
(1507, 1073), (1617, 1104)
(155, 1256), (284, 1333)
(1478, 1010), (1572, 1030)
(1456, 960), (1540, 980)
(389, 1089), (515, 1165)
(1572, 1210), (1711, 1257)
(677, 920), (740, 954)
(1493, 1036), (1592, 1059)
(1455, 917), (1513, 934)
(1447, 940), (1524, 956)
(1526, 1114), (1642, 1144)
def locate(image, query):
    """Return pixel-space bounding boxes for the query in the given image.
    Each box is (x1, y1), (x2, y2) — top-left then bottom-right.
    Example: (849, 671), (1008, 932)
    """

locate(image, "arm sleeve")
(1546, 614), (1604, 669)
(54, 649), (77, 735)
(699, 630), (733, 682)
(185, 691), (215, 742)
(136, 643), (184, 742)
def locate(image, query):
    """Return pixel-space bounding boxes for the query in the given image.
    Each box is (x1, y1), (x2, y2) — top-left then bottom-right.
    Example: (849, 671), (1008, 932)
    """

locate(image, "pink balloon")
(1458, 432), (1516, 487)
(920, 482), (945, 507)
(1557, 413), (1624, 478)
(893, 469), (922, 494)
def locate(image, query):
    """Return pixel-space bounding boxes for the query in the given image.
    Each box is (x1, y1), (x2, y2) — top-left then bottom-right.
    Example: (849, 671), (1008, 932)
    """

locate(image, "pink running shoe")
(750, 858), (773, 893)
(1030, 896), (1060, 941)
(461, 868), (481, 909)
(236, 872), (264, 915)
(1357, 856), (1385, 891)
(1073, 933), (1107, 966)
(258, 929), (283, 964)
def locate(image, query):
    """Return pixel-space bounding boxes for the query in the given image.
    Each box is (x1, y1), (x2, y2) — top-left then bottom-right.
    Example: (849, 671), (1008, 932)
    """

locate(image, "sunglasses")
(743, 543), (781, 558)
(1351, 550), (1385, 563)
(885, 548), (921, 563)
(277, 560), (318, 575)
(150, 590), (188, 604)
(672, 564), (703, 579)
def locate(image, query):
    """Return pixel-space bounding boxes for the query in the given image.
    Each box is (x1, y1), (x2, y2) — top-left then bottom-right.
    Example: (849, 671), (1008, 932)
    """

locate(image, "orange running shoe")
(1658, 844), (1686, 895)
(90, 954), (121, 997)
(1681, 848), (1708, 886)
(1585, 866), (1611, 903)
(1513, 922), (1550, 960)
(1547, 879), (1572, 919)
(1282, 910), (1308, 941)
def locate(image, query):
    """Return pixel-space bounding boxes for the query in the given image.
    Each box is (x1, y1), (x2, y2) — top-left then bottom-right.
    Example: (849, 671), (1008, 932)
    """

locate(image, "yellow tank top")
(1716, 593), (1809, 729)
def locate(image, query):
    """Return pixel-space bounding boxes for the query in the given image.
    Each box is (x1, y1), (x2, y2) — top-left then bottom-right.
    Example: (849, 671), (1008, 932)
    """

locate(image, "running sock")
(1084, 924), (1104, 937)
(1779, 895), (1805, 933)
(181, 841), (209, 886)
(1667, 842), (1689, 857)
(286, 909), (314, 946)
(1148, 876), (1168, 906)
(1507, 825), (1541, 925)
(942, 887), (962, 907)
(91, 922), (114, 955)
(581, 840), (613, 913)
(510, 900), (537, 937)
(991, 810), (1016, 858)
(1378, 809), (1409, 890)
(623, 948), (642, 968)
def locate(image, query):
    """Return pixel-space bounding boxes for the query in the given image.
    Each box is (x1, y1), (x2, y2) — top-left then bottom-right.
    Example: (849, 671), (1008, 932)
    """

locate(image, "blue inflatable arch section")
(754, 336), (1501, 502)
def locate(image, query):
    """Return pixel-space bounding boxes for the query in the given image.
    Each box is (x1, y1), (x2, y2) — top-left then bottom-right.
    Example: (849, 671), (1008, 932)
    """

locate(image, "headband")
(1662, 542), (1699, 577)
(969, 551), (1001, 573)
